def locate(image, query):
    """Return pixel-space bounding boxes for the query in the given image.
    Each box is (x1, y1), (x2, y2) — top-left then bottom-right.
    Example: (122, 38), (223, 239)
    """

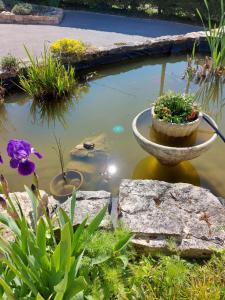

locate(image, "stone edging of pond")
(1, 180), (225, 258)
(0, 29), (209, 91)
(0, 6), (63, 25)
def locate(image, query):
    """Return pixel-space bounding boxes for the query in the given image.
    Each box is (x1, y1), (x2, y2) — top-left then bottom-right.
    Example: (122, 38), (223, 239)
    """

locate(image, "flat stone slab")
(59, 190), (111, 228)
(119, 180), (225, 257)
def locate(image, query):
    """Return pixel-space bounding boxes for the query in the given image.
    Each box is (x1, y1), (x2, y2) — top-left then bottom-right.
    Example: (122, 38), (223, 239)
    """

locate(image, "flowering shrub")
(50, 38), (87, 58)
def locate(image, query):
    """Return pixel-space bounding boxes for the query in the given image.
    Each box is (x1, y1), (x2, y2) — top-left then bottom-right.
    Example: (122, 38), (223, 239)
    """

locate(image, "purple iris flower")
(7, 139), (42, 176)
(0, 154), (3, 164)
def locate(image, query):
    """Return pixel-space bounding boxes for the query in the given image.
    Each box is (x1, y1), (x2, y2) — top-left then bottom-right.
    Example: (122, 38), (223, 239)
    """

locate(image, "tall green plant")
(197, 0), (225, 69)
(0, 186), (132, 299)
(19, 47), (76, 101)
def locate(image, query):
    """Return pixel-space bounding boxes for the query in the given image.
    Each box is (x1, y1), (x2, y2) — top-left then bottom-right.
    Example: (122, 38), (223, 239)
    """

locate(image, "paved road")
(0, 10), (201, 59)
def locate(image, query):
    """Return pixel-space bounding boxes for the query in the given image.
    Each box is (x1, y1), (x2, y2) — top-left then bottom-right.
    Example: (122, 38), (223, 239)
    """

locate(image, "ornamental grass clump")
(0, 54), (18, 73)
(185, 0), (225, 82)
(50, 38), (87, 59)
(153, 92), (199, 124)
(19, 47), (76, 101)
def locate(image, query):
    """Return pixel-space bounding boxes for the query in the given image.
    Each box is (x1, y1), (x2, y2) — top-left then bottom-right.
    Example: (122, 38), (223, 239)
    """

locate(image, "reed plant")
(19, 47), (76, 101)
(197, 0), (225, 71)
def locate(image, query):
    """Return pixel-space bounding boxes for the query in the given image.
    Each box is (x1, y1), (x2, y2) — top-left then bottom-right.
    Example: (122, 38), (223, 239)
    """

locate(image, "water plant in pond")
(19, 47), (76, 101)
(50, 136), (83, 200)
(185, 0), (225, 82)
(197, 0), (225, 71)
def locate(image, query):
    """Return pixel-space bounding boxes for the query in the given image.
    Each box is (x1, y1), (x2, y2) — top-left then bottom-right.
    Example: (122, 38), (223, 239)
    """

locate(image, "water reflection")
(30, 83), (90, 126)
(133, 156), (200, 186)
(194, 76), (225, 122)
(30, 96), (74, 126)
(0, 104), (8, 132)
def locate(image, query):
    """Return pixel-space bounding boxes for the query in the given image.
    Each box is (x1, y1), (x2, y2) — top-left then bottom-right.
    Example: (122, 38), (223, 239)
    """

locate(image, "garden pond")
(0, 55), (225, 198)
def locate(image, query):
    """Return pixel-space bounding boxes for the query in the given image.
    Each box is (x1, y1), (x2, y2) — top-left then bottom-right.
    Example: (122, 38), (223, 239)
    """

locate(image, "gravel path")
(0, 10), (201, 59)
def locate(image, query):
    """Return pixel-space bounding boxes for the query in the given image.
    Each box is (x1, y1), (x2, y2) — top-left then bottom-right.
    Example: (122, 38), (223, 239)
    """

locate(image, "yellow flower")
(50, 38), (86, 57)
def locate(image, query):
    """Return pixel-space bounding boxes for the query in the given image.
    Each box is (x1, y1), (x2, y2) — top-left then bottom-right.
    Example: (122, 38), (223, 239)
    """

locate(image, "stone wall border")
(0, 29), (209, 91)
(0, 6), (63, 25)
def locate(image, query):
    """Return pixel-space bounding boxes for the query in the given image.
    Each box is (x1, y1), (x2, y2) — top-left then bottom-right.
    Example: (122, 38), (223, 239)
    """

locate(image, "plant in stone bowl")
(152, 91), (201, 137)
(50, 135), (84, 201)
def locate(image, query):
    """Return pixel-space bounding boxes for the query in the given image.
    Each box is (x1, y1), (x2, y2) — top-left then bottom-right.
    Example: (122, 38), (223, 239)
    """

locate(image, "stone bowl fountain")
(132, 108), (218, 165)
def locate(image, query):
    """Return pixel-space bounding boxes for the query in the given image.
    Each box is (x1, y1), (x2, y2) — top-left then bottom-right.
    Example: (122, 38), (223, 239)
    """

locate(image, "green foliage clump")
(82, 228), (132, 298)
(153, 91), (198, 124)
(0, 185), (133, 299)
(19, 47), (76, 101)
(11, 2), (32, 14)
(197, 0), (225, 70)
(60, 0), (145, 10)
(127, 253), (225, 299)
(0, 54), (18, 72)
(0, 0), (5, 11)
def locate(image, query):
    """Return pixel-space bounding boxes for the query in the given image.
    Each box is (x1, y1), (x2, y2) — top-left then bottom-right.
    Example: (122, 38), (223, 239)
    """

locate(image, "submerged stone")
(68, 133), (110, 189)
(70, 133), (109, 159)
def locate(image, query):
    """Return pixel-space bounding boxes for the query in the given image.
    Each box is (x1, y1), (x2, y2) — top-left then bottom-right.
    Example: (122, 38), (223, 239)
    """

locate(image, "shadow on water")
(133, 156), (200, 186)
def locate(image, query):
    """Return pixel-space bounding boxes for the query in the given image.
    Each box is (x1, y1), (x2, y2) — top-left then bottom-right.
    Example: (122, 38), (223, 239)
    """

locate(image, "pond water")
(1, 55), (225, 198)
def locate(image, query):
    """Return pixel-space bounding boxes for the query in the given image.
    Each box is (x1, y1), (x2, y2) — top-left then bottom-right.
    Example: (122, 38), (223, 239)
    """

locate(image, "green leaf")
(58, 208), (73, 240)
(114, 232), (133, 252)
(0, 213), (20, 236)
(25, 185), (38, 228)
(118, 255), (129, 268)
(72, 218), (88, 255)
(51, 223), (72, 273)
(0, 277), (15, 300)
(91, 254), (111, 266)
(70, 191), (76, 225)
(63, 276), (87, 300)
(54, 273), (68, 300)
(36, 293), (45, 300)
(36, 217), (46, 256)
(86, 204), (107, 236)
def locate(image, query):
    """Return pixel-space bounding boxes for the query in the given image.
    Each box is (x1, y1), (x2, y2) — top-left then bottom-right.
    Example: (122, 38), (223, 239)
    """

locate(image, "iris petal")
(0, 155), (3, 164)
(18, 160), (35, 176)
(10, 158), (19, 168)
(33, 150), (42, 159)
(7, 140), (15, 158)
